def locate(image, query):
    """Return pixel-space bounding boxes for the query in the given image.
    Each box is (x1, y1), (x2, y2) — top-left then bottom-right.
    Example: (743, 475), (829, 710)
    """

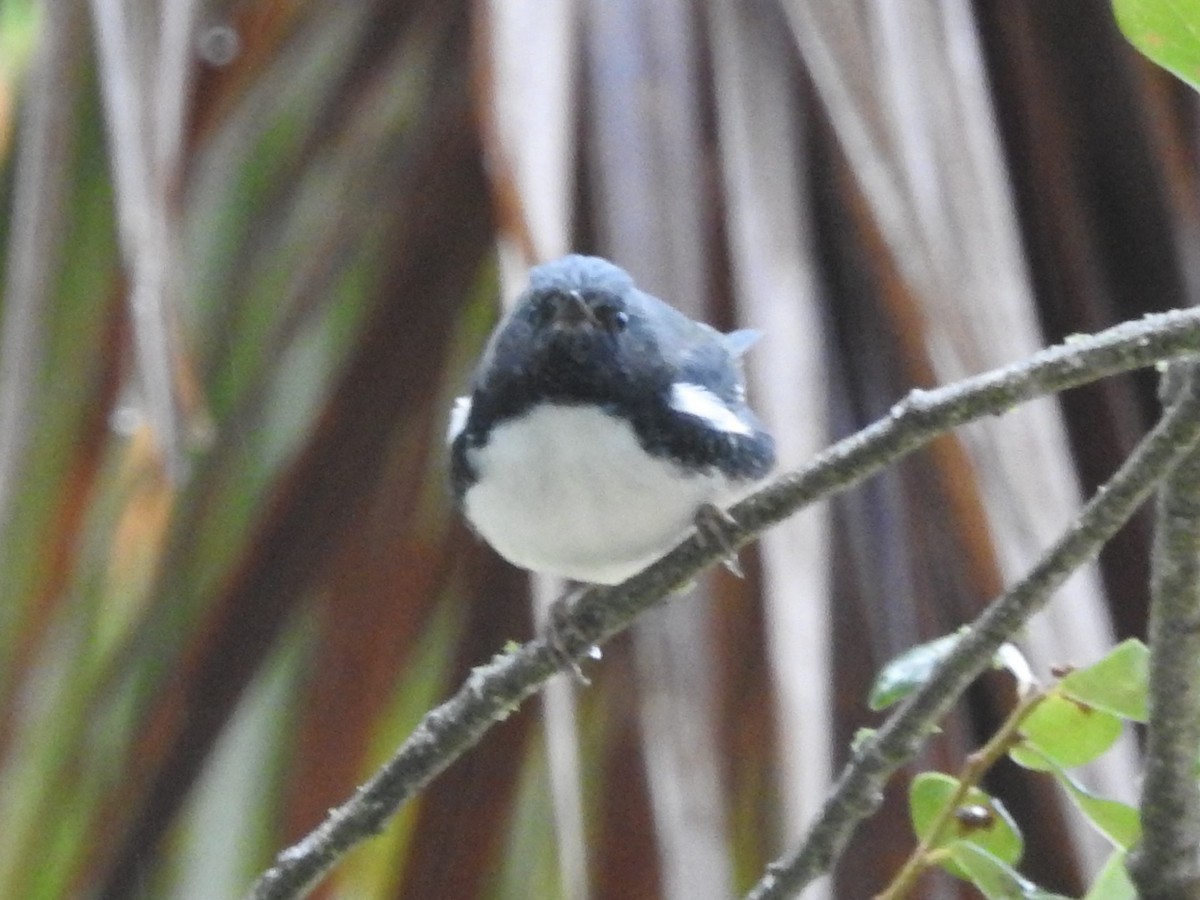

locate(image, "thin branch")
(875, 688), (1046, 900)
(244, 308), (1200, 900)
(744, 365), (1200, 900)
(1129, 363), (1200, 900)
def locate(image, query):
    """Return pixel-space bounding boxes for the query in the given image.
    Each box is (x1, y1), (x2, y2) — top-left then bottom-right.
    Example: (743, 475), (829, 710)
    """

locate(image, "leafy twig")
(245, 310), (1200, 900)
(744, 363), (1200, 900)
(875, 688), (1045, 900)
(1128, 363), (1200, 899)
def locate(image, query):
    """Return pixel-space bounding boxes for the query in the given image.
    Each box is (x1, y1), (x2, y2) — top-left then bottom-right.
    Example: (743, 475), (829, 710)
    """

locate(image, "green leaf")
(1009, 693), (1124, 770)
(869, 634), (1036, 711)
(1064, 786), (1140, 850)
(910, 773), (1023, 879)
(870, 633), (962, 710)
(1113, 0), (1200, 94)
(1046, 758), (1142, 849)
(1059, 639), (1149, 722)
(1084, 850), (1137, 900)
(947, 842), (1072, 899)
(1015, 743), (1141, 848)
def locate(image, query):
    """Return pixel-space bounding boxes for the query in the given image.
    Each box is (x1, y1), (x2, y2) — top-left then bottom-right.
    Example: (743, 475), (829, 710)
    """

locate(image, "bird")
(447, 254), (775, 586)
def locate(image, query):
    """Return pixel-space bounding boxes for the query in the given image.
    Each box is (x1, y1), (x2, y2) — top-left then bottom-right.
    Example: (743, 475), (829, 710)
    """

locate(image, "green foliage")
(1083, 852), (1137, 900)
(1113, 0), (1200, 92)
(1051, 759), (1141, 850)
(870, 632), (963, 710)
(870, 634), (1039, 712)
(946, 843), (1073, 900)
(878, 638), (1149, 898)
(1059, 639), (1149, 722)
(908, 773), (1023, 877)
(1009, 694), (1124, 771)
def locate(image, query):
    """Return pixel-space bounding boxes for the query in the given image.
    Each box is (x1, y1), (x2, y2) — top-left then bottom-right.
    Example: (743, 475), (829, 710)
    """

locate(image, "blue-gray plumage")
(448, 255), (775, 584)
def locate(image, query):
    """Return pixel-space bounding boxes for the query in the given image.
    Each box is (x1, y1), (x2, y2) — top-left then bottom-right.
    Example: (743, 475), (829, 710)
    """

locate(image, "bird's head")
(483, 255), (668, 400)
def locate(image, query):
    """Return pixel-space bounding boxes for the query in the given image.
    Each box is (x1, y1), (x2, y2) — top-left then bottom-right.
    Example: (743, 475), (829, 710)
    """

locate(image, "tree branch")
(744, 363), (1200, 900)
(1128, 363), (1200, 899)
(245, 308), (1200, 900)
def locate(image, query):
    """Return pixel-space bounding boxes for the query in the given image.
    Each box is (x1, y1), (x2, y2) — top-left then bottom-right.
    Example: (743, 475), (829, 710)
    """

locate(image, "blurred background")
(0, 1), (1193, 897)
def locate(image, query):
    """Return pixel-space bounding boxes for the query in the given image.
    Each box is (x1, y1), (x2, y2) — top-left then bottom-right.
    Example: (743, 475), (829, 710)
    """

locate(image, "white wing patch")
(669, 382), (753, 436)
(447, 395), (471, 444)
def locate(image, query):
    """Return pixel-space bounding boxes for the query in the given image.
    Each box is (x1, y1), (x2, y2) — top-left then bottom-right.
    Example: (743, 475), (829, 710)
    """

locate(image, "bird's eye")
(594, 305), (628, 333)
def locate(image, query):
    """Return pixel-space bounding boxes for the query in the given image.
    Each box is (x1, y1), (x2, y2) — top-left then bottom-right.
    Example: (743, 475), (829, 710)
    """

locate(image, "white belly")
(463, 405), (745, 584)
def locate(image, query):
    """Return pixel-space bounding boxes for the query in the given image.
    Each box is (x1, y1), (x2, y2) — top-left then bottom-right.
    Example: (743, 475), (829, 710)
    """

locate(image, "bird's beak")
(551, 290), (600, 329)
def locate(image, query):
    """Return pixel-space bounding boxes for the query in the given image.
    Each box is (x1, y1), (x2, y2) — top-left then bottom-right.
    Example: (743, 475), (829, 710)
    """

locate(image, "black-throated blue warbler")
(448, 254), (775, 585)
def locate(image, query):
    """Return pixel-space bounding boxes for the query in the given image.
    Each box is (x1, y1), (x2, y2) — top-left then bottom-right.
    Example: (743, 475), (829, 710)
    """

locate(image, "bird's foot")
(693, 502), (744, 578)
(545, 585), (601, 685)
